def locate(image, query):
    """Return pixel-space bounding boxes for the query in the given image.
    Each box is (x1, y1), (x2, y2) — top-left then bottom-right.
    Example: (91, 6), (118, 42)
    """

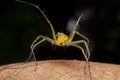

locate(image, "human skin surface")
(0, 60), (120, 80)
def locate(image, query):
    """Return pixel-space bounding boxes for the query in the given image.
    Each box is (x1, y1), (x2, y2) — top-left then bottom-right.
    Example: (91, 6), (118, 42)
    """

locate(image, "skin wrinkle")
(101, 66), (118, 80)
(51, 60), (87, 80)
(104, 71), (117, 80)
(0, 60), (92, 79)
(53, 66), (78, 79)
(90, 63), (103, 79)
(34, 62), (54, 80)
(1, 60), (82, 80)
(2, 63), (29, 80)
(0, 60), (120, 80)
(46, 60), (76, 80)
(104, 64), (118, 80)
(59, 68), (86, 80)
(40, 60), (70, 80)
(42, 63), (59, 80)
(59, 64), (81, 79)
(4, 62), (40, 80)
(91, 62), (120, 80)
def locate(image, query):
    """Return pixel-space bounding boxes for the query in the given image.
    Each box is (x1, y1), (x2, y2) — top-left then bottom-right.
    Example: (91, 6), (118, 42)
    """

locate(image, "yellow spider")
(16, 0), (90, 64)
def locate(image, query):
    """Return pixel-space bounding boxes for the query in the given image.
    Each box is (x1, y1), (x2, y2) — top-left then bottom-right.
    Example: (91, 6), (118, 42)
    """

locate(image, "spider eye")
(63, 42), (68, 48)
(60, 33), (63, 35)
(57, 32), (60, 35)
(52, 41), (56, 46)
(58, 32), (64, 35)
(52, 41), (56, 49)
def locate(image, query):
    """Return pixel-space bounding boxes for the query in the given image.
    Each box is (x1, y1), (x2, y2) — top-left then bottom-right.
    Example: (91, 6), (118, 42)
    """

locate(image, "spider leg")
(68, 29), (90, 59)
(70, 43), (88, 61)
(72, 40), (90, 60)
(74, 31), (90, 59)
(69, 15), (82, 41)
(70, 42), (92, 80)
(16, 0), (56, 40)
(26, 35), (54, 71)
(25, 38), (45, 62)
(75, 31), (89, 44)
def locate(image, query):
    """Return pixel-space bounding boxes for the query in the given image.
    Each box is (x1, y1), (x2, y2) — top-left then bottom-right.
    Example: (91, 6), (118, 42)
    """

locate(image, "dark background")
(0, 0), (120, 65)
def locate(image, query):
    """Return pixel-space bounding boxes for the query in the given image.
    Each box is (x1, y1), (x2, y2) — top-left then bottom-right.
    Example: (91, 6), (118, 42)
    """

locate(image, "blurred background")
(0, 0), (120, 65)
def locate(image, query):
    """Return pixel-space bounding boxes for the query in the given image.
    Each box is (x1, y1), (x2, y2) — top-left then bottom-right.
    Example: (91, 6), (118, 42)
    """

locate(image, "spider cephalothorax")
(55, 33), (71, 46)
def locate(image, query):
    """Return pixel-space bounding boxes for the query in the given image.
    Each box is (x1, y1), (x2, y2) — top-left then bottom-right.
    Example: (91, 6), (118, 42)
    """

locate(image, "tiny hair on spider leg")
(15, 0), (91, 72)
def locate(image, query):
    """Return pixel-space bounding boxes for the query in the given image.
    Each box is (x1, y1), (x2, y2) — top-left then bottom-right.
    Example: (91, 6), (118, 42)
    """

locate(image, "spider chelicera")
(16, 0), (90, 64)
